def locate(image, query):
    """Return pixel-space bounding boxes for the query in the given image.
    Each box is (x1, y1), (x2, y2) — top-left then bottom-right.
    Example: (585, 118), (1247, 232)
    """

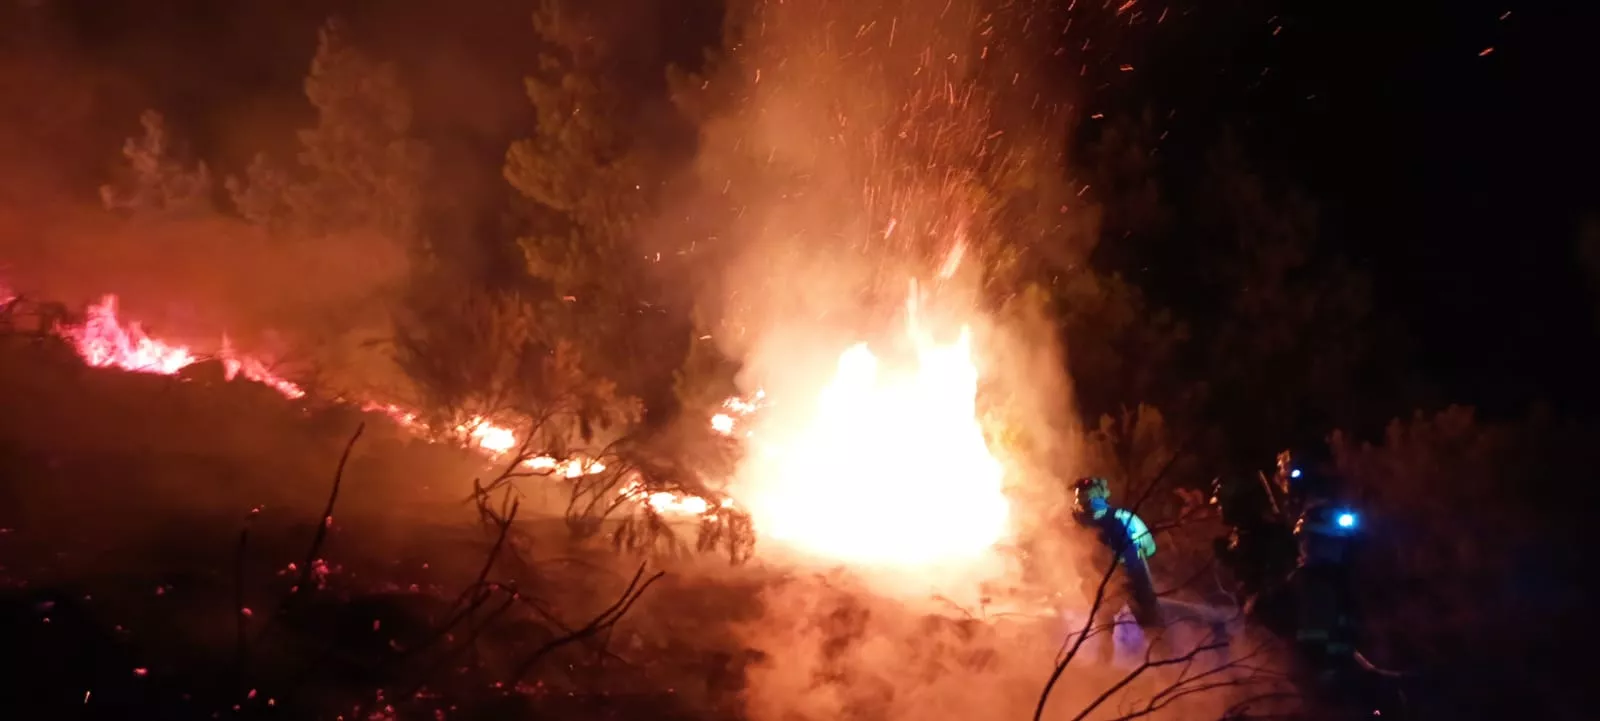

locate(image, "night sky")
(8, 0), (1597, 419)
(1275, 1), (1598, 417)
(1166, 0), (1598, 417)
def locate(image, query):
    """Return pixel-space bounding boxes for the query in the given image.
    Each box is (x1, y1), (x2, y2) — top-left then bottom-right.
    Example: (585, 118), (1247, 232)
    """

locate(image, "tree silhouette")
(227, 19), (430, 246)
(502, 0), (694, 407)
(99, 110), (215, 218)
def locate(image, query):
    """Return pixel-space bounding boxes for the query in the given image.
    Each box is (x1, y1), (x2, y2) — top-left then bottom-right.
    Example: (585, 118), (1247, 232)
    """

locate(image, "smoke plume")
(662, 0), (1148, 718)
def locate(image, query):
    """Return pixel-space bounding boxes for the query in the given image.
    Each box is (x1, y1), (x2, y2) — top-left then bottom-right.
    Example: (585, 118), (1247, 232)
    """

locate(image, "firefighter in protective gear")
(1210, 472), (1297, 628)
(1257, 446), (1366, 690)
(1289, 496), (1363, 683)
(1070, 477), (1164, 662)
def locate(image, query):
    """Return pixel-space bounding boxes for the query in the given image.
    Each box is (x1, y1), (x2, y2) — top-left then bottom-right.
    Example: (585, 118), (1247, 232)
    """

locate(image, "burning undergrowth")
(0, 208), (408, 390)
(660, 0), (1162, 718)
(0, 0), (1287, 717)
(681, 0), (1084, 569)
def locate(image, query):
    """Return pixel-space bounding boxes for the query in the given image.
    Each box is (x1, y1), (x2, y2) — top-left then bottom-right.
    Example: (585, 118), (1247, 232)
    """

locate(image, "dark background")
(1076, 0), (1599, 418)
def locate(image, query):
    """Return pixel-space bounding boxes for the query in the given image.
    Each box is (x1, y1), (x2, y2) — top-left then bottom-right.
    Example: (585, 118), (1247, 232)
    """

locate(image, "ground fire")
(41, 292), (618, 481)
(28, 281), (1015, 574)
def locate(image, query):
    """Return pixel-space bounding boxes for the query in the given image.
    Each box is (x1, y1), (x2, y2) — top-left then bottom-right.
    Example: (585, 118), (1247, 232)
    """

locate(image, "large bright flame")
(728, 291), (1011, 568)
(59, 295), (198, 375)
(55, 295), (308, 397)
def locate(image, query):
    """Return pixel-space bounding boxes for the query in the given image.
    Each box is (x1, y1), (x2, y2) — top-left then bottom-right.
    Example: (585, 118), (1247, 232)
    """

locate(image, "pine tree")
(226, 19), (429, 246)
(99, 110), (214, 218)
(216, 19), (430, 401)
(502, 0), (688, 406)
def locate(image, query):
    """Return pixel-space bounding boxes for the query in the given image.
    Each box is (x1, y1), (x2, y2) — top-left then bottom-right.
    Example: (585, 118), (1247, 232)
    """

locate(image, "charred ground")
(0, 337), (770, 721)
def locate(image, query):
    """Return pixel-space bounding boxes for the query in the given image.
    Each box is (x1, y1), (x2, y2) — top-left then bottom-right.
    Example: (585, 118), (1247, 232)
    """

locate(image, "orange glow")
(44, 292), (622, 484)
(622, 478), (735, 516)
(60, 295), (198, 375)
(727, 287), (1011, 568)
(56, 295), (307, 398)
(219, 337), (306, 399)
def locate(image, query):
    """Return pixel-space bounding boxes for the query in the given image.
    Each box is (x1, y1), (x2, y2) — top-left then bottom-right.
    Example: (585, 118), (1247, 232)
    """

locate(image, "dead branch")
(1218, 691), (1304, 719)
(291, 423), (364, 600)
(379, 474), (662, 712)
(511, 563), (664, 681)
(243, 424), (364, 667)
(372, 488), (538, 712)
(1101, 636), (1287, 721)
(233, 505), (261, 688)
(1071, 639), (1232, 721)
(1035, 430), (1199, 721)
(407, 489), (523, 664)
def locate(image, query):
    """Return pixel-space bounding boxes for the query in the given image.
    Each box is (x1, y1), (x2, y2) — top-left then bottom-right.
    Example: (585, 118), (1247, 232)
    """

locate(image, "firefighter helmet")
(1071, 476), (1111, 517)
(1073, 476), (1111, 501)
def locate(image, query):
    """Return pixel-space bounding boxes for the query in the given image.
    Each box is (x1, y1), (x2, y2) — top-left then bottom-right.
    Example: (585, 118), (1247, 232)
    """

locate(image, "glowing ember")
(728, 290), (1011, 567)
(623, 478), (734, 516)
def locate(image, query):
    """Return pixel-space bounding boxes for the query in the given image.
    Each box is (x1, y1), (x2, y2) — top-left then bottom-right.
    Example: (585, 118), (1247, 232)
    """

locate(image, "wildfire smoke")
(677, 0), (1081, 598)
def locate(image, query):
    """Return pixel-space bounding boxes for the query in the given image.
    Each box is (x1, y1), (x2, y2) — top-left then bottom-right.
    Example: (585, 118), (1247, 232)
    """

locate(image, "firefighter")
(1070, 477), (1164, 662)
(1289, 490), (1364, 686)
(1218, 448), (1395, 712)
(1209, 471), (1297, 628)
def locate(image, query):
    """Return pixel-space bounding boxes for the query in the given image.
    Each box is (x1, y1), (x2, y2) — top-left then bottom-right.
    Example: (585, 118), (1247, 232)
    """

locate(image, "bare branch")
(1035, 430), (1200, 721)
(245, 424), (365, 659)
(232, 506), (260, 688)
(291, 423), (365, 600)
(512, 563), (664, 680)
(1070, 640), (1232, 721)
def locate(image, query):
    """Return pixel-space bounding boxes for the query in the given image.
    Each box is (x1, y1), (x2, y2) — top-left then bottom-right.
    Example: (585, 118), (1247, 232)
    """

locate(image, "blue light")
(1336, 512), (1357, 529)
(1290, 469), (1303, 479)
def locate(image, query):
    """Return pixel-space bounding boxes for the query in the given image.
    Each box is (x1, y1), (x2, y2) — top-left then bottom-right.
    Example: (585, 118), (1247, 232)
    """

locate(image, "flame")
(726, 289), (1011, 568)
(219, 337), (306, 399)
(59, 295), (197, 375)
(54, 295), (308, 398)
(360, 406), (608, 478)
(39, 292), (624, 486)
(458, 416), (518, 454)
(621, 478), (735, 516)
(710, 390), (765, 439)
